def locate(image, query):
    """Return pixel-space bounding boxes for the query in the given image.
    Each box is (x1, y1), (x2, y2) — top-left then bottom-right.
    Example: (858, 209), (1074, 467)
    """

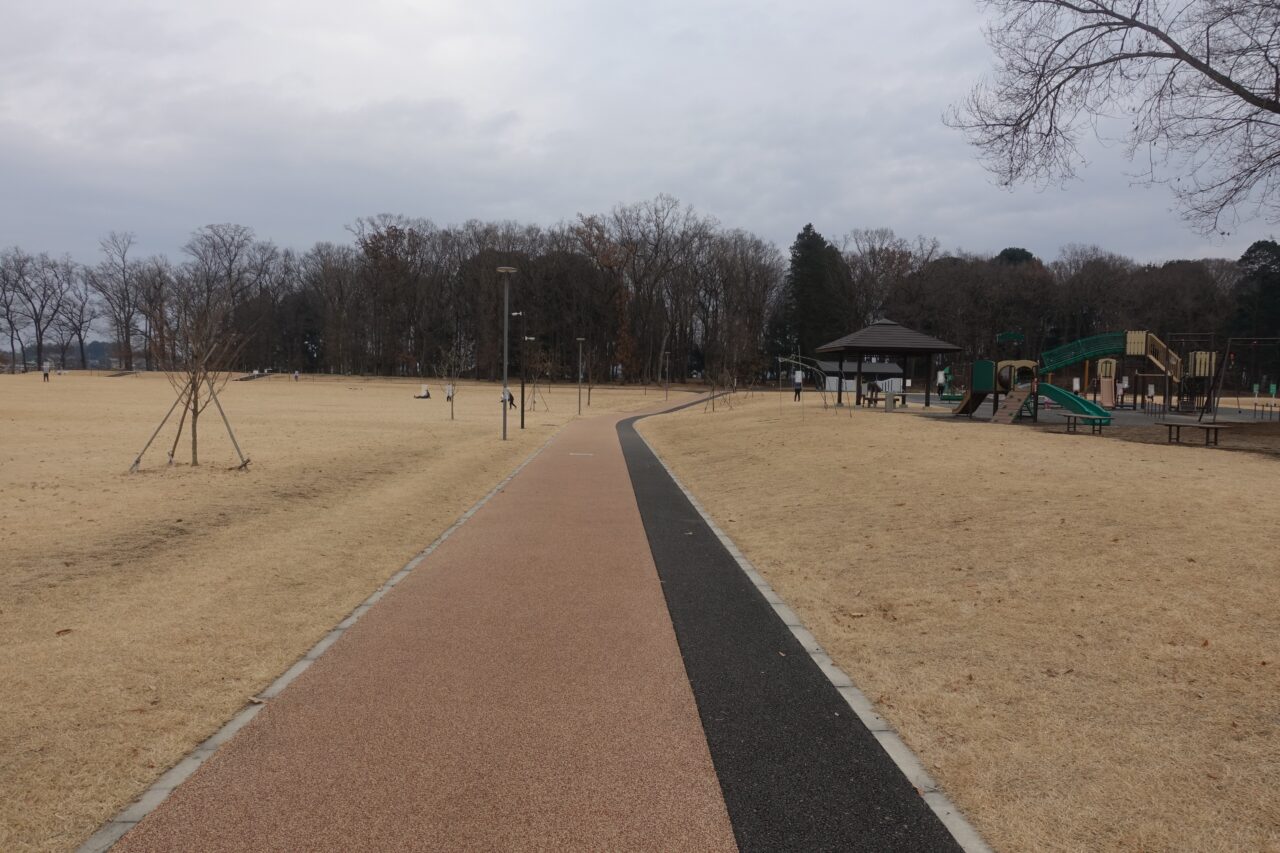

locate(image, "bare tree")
(56, 267), (99, 369)
(140, 224), (272, 467)
(14, 253), (72, 370)
(841, 229), (939, 327)
(90, 232), (141, 370)
(0, 248), (33, 371)
(1050, 243), (1135, 340)
(134, 256), (172, 371)
(951, 1), (1280, 231)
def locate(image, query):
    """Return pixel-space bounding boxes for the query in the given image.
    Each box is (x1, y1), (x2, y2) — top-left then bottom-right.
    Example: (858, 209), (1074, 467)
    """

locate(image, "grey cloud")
(1, 0), (1274, 266)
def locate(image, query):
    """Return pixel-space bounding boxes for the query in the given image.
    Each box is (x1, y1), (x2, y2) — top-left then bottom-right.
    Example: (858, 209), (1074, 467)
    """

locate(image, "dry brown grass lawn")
(639, 392), (1280, 853)
(0, 371), (677, 853)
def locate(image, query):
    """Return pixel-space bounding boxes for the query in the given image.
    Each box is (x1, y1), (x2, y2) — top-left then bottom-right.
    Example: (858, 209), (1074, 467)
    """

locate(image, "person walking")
(505, 387), (517, 410)
(445, 383), (454, 403)
(42, 361), (51, 383)
(792, 369), (803, 402)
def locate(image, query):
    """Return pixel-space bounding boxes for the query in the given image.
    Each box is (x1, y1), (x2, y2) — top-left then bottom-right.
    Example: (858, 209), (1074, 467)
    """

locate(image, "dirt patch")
(0, 371), (678, 853)
(639, 392), (1280, 853)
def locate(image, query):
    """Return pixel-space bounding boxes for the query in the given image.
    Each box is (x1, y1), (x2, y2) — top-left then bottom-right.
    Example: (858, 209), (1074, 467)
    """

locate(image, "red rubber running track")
(114, 410), (737, 852)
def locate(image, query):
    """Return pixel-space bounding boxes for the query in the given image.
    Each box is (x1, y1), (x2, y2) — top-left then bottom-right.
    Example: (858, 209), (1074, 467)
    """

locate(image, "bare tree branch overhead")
(949, 0), (1280, 232)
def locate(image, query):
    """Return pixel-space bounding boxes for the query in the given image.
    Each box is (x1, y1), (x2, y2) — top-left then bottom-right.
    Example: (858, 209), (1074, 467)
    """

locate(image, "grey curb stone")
(874, 730), (939, 792)
(925, 792), (996, 853)
(788, 625), (823, 654)
(837, 685), (893, 732)
(77, 821), (136, 853)
(304, 629), (344, 660)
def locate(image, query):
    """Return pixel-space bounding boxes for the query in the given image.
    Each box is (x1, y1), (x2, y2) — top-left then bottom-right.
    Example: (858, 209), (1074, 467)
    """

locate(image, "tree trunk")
(189, 377), (200, 466)
(121, 324), (133, 370)
(76, 332), (87, 369)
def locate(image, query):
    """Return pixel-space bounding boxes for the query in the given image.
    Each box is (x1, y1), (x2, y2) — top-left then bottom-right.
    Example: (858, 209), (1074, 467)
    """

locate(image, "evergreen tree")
(995, 247), (1036, 265)
(1233, 240), (1280, 338)
(784, 224), (851, 355)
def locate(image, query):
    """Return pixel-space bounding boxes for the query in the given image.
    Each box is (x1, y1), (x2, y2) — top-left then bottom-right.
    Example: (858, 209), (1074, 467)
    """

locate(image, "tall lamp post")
(664, 350), (670, 401)
(497, 266), (517, 440)
(576, 337), (585, 415)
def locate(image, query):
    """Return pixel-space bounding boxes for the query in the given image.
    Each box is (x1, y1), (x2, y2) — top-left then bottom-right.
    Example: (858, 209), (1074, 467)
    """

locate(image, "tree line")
(777, 227), (1280, 383)
(0, 195), (781, 386)
(3, 195), (1279, 385)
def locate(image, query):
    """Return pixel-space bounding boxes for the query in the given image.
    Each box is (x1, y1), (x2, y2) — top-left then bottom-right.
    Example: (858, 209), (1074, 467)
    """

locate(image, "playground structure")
(951, 359), (1051, 422)
(939, 366), (963, 402)
(1200, 337), (1280, 421)
(953, 330), (1189, 425)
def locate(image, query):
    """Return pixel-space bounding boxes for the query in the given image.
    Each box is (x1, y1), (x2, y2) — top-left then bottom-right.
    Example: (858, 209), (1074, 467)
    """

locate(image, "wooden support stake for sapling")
(129, 386), (190, 473)
(167, 384), (194, 465)
(204, 376), (249, 468)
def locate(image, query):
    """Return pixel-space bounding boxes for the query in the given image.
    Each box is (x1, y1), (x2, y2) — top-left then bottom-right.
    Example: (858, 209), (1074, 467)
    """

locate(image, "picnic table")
(1155, 421), (1234, 446)
(862, 392), (908, 409)
(1061, 413), (1109, 435)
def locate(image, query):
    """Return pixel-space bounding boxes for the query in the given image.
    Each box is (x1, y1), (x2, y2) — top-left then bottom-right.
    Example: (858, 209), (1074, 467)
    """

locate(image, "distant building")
(816, 359), (902, 393)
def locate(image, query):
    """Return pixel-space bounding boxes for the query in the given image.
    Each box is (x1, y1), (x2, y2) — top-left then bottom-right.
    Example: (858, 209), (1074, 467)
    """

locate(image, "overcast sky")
(3, 0), (1276, 265)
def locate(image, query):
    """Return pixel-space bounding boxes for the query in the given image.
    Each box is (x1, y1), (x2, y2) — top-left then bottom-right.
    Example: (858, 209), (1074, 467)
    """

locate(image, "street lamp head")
(496, 266), (517, 274)
(511, 311), (523, 317)
(576, 337), (585, 342)
(523, 336), (536, 341)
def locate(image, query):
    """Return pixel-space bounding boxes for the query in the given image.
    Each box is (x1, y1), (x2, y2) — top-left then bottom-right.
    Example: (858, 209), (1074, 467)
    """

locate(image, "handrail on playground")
(1040, 332), (1126, 373)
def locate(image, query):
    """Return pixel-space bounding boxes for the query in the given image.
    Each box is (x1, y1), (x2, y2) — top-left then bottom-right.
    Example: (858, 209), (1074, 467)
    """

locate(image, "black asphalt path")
(618, 413), (961, 853)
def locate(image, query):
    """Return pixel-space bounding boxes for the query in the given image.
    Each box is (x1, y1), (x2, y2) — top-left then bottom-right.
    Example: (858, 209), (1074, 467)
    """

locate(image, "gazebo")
(816, 319), (961, 407)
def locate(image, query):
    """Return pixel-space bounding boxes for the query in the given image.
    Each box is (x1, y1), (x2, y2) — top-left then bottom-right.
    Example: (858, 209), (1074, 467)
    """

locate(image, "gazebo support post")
(856, 354), (864, 407)
(925, 355), (932, 408)
(837, 353), (845, 406)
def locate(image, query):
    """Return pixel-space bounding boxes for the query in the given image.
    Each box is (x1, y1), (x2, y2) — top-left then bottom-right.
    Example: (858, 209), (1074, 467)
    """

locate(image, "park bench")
(1061, 413), (1109, 435)
(1155, 421), (1233, 446)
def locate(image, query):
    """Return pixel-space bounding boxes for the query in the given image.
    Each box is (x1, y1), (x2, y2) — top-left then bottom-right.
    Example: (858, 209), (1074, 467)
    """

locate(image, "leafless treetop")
(951, 0), (1280, 232)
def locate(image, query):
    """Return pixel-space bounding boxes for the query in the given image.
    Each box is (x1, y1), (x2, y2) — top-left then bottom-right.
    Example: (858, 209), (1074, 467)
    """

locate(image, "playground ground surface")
(639, 391), (1280, 853)
(0, 371), (676, 853)
(1076, 415), (1280, 458)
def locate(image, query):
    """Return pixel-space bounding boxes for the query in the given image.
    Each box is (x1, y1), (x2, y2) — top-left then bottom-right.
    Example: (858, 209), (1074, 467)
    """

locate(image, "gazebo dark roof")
(816, 319), (960, 356)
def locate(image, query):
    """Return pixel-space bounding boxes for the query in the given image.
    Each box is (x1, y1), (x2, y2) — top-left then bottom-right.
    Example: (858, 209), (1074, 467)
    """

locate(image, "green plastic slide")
(1038, 382), (1112, 424)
